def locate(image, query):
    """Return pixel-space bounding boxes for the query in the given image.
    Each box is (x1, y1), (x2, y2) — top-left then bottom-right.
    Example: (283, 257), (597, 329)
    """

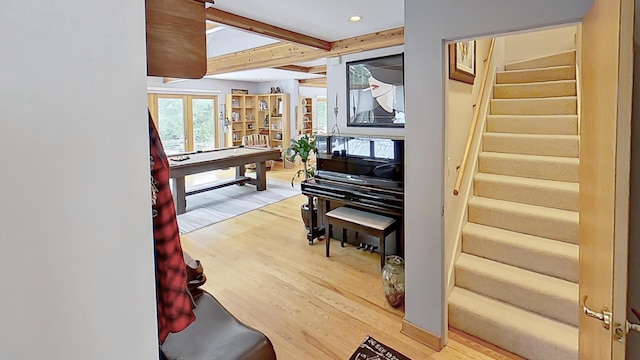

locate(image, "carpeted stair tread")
(474, 172), (578, 211)
(483, 132), (579, 157)
(449, 287), (578, 360)
(494, 79), (577, 99)
(486, 115), (578, 135)
(462, 222), (578, 282)
(455, 253), (578, 326)
(505, 50), (576, 71)
(496, 65), (576, 84)
(490, 96), (577, 116)
(468, 196), (578, 244)
(479, 152), (579, 182)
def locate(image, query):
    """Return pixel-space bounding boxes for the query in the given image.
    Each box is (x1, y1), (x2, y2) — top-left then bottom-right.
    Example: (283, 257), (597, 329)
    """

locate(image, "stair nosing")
(491, 96), (577, 101)
(457, 252), (578, 290)
(463, 222), (579, 255)
(497, 65), (576, 75)
(483, 133), (579, 140)
(479, 151), (579, 163)
(505, 50), (576, 68)
(449, 287), (578, 339)
(462, 222), (579, 282)
(486, 114), (578, 119)
(468, 196), (578, 221)
(474, 172), (579, 189)
(494, 79), (576, 87)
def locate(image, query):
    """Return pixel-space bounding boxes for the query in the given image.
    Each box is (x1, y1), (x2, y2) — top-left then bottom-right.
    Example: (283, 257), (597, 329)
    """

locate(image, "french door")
(148, 93), (219, 155)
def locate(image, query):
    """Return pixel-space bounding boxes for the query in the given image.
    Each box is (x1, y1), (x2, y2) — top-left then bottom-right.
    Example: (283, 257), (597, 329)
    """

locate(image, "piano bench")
(325, 206), (398, 268)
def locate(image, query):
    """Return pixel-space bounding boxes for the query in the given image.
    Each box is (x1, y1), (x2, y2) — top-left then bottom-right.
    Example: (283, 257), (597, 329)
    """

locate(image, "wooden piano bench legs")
(325, 206), (397, 269)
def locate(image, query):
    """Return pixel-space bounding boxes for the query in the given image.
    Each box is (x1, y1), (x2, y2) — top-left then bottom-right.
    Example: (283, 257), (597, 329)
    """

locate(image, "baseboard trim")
(401, 319), (443, 351)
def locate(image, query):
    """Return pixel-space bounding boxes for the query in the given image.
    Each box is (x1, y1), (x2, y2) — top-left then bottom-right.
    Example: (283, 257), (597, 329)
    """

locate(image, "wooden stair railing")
(453, 38), (495, 196)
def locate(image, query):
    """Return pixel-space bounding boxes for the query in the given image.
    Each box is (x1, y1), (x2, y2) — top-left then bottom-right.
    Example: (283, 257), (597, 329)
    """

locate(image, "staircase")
(449, 50), (580, 360)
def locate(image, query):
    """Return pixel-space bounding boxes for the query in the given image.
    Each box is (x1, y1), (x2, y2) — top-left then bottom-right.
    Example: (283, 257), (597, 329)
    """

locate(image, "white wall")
(443, 37), (493, 294)
(299, 86), (327, 99)
(326, 45), (406, 136)
(404, 0), (593, 340)
(504, 25), (578, 63)
(0, 0), (158, 359)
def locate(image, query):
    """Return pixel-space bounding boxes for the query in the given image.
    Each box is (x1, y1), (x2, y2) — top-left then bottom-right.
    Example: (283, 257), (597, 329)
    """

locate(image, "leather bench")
(160, 290), (277, 360)
(325, 206), (399, 268)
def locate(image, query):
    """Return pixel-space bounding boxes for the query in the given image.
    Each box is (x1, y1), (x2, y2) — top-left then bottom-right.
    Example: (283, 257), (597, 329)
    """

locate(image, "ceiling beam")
(330, 27), (404, 55)
(163, 77), (188, 84)
(274, 65), (326, 74)
(205, 22), (217, 31)
(275, 65), (312, 73)
(307, 65), (327, 74)
(206, 27), (404, 76)
(205, 8), (332, 51)
(299, 78), (327, 88)
(207, 43), (325, 75)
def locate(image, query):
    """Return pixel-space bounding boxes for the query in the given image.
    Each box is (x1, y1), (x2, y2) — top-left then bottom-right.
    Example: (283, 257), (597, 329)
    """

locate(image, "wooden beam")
(207, 43), (326, 75)
(205, 8), (332, 51)
(307, 65), (327, 74)
(206, 22), (217, 31)
(299, 78), (327, 88)
(163, 77), (188, 84)
(274, 65), (326, 74)
(329, 27), (404, 56)
(275, 65), (312, 73)
(206, 27), (404, 76)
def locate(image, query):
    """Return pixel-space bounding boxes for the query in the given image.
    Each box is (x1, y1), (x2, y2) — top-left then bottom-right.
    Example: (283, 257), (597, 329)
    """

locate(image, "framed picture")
(346, 53), (405, 128)
(231, 89), (249, 94)
(449, 41), (476, 84)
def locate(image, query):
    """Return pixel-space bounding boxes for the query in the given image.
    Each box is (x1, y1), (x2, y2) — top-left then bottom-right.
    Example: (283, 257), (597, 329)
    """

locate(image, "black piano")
(301, 134), (404, 250)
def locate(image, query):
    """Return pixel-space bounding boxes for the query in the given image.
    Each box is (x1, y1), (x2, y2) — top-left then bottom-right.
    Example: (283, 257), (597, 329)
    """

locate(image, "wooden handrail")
(453, 38), (496, 196)
(576, 62), (582, 139)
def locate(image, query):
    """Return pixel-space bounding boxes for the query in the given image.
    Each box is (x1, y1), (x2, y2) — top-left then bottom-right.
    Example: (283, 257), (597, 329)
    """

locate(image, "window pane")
(192, 98), (216, 151)
(346, 138), (371, 157)
(317, 100), (327, 133)
(374, 139), (395, 159)
(157, 98), (185, 154)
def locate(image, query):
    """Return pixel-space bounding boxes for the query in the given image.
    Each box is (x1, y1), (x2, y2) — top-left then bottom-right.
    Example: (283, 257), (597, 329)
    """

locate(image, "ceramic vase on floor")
(382, 255), (405, 308)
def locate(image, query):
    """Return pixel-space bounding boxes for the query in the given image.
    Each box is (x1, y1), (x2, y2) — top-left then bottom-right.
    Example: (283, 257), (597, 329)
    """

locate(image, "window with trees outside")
(148, 94), (219, 155)
(316, 98), (327, 134)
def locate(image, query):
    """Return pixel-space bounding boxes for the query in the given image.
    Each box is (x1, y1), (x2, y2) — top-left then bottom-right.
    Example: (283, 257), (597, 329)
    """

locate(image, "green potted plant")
(285, 134), (317, 229)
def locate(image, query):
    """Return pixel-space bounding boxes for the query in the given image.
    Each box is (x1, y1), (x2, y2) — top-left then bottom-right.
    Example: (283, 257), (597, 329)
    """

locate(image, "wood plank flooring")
(179, 162), (520, 360)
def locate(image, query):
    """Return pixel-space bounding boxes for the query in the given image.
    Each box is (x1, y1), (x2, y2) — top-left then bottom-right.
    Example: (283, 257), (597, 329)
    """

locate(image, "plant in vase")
(285, 134), (317, 229)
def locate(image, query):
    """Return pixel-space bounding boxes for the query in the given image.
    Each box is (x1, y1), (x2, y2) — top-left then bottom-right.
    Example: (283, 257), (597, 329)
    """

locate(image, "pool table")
(168, 146), (282, 214)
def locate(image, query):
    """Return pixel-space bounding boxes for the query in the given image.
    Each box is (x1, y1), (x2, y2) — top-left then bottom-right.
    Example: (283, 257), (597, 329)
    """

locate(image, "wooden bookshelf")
(298, 97), (314, 136)
(227, 92), (290, 163)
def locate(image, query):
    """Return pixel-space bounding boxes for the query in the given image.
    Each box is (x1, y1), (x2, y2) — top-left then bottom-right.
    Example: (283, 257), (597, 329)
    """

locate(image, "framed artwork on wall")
(231, 89), (249, 94)
(449, 41), (476, 84)
(346, 53), (405, 128)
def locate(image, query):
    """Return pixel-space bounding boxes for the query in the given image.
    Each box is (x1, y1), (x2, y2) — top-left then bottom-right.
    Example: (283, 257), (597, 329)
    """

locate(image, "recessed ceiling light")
(349, 16), (362, 22)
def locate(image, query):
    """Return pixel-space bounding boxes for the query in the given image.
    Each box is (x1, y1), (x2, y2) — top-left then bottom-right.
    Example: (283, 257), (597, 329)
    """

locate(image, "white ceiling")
(203, 0), (404, 84)
(209, 0), (404, 42)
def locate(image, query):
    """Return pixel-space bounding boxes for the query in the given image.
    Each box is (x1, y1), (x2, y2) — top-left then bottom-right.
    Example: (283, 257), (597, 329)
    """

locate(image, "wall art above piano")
(346, 53), (405, 128)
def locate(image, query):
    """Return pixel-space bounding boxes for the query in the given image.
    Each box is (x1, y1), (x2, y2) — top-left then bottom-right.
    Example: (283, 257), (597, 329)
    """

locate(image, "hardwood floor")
(179, 162), (520, 360)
